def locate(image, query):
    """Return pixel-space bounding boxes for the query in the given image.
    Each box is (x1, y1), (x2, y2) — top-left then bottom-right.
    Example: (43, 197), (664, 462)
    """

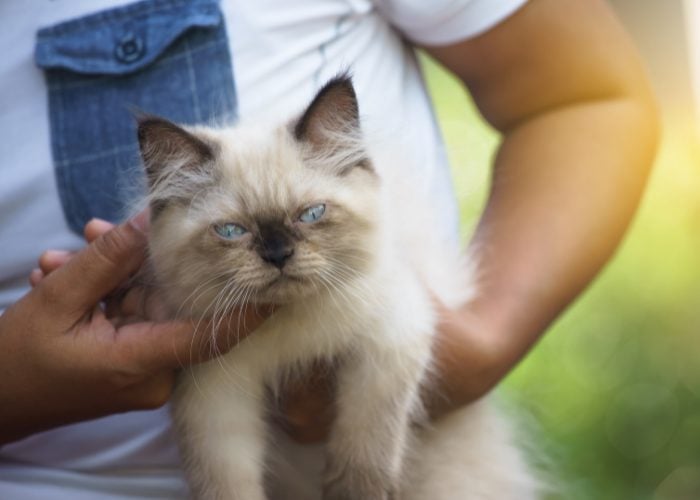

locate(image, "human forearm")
(478, 95), (657, 332)
(420, 0), (660, 416)
(431, 94), (658, 414)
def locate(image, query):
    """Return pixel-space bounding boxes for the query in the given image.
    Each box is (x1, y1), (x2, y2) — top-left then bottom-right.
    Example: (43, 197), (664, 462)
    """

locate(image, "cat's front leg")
(172, 359), (269, 500)
(323, 330), (431, 500)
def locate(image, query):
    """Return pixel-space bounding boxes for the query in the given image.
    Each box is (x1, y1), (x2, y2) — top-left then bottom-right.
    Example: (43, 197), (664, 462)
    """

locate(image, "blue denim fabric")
(35, 0), (237, 234)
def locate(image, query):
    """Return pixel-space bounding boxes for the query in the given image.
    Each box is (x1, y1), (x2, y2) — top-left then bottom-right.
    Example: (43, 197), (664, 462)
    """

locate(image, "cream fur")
(141, 78), (538, 500)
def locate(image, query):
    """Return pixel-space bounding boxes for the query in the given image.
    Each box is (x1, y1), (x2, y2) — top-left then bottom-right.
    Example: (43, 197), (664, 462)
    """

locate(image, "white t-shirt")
(0, 0), (527, 497)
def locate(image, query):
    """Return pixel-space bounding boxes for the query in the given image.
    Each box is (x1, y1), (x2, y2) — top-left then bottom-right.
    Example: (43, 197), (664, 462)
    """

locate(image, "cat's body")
(138, 76), (537, 499)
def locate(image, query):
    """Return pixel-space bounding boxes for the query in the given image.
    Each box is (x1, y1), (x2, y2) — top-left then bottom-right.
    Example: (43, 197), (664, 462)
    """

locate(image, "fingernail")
(42, 249), (72, 261)
(29, 268), (43, 285)
(86, 218), (114, 234)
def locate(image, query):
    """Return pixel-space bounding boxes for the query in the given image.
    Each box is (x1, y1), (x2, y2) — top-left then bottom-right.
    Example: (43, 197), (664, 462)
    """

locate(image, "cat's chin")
(253, 273), (318, 304)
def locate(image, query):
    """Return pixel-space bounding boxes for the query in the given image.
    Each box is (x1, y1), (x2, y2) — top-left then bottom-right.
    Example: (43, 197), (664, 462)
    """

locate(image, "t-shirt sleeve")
(372, 0), (529, 46)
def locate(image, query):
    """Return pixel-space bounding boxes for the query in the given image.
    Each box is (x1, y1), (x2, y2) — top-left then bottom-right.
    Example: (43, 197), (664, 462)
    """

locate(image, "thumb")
(42, 217), (148, 314)
(116, 305), (274, 372)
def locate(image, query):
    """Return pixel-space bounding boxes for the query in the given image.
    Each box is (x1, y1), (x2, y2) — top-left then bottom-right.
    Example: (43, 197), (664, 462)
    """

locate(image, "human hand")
(30, 216), (168, 323)
(424, 300), (512, 416)
(1, 215), (270, 445)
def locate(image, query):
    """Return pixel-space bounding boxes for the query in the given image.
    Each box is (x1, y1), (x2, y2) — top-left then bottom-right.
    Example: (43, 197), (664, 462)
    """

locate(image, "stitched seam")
(51, 80), (82, 231)
(183, 38), (203, 122)
(55, 144), (138, 167)
(36, 0), (218, 38)
(46, 37), (226, 91)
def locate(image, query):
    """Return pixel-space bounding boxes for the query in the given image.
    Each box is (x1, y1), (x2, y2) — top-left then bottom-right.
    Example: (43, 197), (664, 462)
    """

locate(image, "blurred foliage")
(421, 54), (700, 499)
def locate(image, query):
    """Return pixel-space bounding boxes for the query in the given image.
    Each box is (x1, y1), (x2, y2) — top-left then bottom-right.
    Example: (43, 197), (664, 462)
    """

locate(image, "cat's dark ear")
(137, 115), (214, 185)
(293, 74), (371, 174)
(294, 74), (362, 147)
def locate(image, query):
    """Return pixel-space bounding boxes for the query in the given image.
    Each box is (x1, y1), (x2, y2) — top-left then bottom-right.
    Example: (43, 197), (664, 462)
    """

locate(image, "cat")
(136, 74), (538, 500)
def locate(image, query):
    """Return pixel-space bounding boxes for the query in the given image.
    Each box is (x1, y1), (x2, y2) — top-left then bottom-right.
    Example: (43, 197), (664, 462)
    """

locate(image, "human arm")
(0, 217), (269, 445)
(422, 0), (659, 415)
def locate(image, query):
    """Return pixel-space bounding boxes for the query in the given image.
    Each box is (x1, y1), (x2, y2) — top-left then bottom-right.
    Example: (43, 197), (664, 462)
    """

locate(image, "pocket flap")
(35, 0), (222, 75)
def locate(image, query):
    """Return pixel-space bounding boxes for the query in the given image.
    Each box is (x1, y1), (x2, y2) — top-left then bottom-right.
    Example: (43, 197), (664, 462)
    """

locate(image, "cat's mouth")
(263, 272), (308, 289)
(253, 271), (315, 303)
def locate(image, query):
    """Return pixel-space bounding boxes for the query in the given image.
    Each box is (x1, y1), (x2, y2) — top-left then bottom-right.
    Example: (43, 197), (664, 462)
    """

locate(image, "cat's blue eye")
(213, 222), (248, 240)
(299, 203), (326, 223)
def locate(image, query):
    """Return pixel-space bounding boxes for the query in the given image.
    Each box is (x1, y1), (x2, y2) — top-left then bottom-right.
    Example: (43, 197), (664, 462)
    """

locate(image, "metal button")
(115, 33), (145, 64)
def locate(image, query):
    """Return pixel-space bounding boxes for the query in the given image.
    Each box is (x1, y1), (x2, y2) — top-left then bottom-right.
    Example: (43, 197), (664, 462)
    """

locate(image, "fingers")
(105, 286), (148, 319)
(84, 218), (115, 243)
(209, 304), (275, 355)
(118, 370), (175, 411)
(30, 216), (117, 288)
(105, 306), (268, 412)
(29, 269), (44, 287)
(39, 250), (74, 273)
(114, 305), (273, 373)
(83, 210), (148, 243)
(30, 218), (118, 287)
(29, 250), (75, 286)
(104, 285), (170, 323)
(181, 305), (272, 363)
(37, 218), (149, 314)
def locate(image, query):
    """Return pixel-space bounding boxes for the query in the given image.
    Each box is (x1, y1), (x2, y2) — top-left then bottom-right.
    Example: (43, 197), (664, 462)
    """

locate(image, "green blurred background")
(419, 2), (700, 496)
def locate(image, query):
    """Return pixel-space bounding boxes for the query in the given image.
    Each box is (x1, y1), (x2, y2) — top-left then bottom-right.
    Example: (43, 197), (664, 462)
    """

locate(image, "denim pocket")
(35, 0), (237, 234)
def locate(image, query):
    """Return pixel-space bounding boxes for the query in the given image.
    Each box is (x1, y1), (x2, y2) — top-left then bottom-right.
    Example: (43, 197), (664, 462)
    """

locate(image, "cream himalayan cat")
(136, 75), (538, 500)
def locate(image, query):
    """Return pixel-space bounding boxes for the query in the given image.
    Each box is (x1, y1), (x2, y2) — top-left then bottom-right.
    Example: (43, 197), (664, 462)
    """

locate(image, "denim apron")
(34, 0), (237, 234)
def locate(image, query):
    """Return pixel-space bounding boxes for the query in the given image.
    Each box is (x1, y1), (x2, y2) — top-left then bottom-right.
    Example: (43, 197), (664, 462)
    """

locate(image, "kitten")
(137, 75), (538, 500)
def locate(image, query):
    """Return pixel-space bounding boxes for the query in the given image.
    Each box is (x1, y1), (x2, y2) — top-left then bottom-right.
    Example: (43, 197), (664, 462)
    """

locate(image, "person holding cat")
(0, 0), (657, 498)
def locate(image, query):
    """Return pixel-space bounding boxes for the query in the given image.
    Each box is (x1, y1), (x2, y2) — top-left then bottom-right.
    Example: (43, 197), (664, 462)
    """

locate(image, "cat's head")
(137, 75), (381, 315)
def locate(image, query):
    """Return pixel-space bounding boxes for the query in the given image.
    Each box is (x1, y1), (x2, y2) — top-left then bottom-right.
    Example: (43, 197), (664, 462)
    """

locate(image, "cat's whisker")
(319, 266), (373, 305)
(233, 287), (255, 347)
(186, 281), (268, 401)
(175, 272), (232, 319)
(219, 283), (250, 345)
(315, 273), (362, 326)
(209, 288), (246, 378)
(188, 276), (242, 364)
(211, 279), (249, 348)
